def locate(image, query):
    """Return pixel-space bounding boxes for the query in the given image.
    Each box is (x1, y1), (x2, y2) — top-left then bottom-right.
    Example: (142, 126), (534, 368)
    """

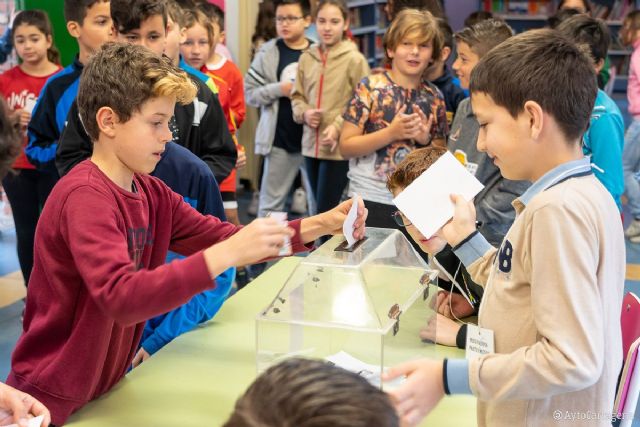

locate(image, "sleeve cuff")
(443, 358), (472, 395)
(453, 231), (493, 267)
(456, 324), (468, 350)
(288, 218), (315, 253)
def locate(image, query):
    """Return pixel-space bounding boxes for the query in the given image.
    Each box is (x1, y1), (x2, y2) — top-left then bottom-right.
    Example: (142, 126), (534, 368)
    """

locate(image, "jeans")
(623, 119), (640, 218)
(2, 169), (57, 285)
(304, 157), (349, 214)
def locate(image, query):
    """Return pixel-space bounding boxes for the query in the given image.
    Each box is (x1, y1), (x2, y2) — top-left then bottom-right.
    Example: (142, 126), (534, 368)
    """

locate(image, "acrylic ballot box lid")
(257, 227), (437, 335)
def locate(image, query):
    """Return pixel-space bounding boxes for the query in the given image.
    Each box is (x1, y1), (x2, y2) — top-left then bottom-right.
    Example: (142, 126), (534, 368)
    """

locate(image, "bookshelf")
(479, 0), (640, 92)
(348, 0), (389, 66)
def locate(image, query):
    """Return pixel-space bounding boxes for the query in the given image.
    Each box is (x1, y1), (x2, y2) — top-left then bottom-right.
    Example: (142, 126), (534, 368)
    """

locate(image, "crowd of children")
(0, 0), (634, 426)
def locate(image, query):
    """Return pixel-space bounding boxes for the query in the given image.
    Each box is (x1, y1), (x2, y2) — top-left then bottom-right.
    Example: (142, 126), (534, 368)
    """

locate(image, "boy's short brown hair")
(383, 8), (442, 65)
(223, 358), (399, 427)
(77, 42), (197, 141)
(63, 0), (109, 25)
(387, 146), (447, 193)
(454, 18), (513, 58)
(470, 29), (596, 143)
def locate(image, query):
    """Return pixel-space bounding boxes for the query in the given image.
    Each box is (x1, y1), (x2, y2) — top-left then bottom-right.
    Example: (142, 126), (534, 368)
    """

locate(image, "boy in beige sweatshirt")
(385, 29), (625, 427)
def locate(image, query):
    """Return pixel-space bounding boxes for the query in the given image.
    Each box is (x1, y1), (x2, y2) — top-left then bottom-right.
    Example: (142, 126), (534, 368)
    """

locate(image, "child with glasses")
(245, 0), (315, 219)
(387, 146), (482, 349)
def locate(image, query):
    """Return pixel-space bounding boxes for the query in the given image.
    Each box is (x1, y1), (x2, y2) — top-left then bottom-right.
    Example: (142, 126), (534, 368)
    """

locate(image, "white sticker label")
(465, 324), (494, 360)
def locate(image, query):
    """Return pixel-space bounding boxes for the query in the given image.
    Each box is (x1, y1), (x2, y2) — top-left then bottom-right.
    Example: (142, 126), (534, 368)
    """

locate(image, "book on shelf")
(349, 7), (362, 27)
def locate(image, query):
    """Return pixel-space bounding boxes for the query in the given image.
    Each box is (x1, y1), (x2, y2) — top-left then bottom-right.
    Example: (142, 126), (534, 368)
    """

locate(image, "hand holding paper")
(392, 151), (483, 241)
(342, 194), (361, 247)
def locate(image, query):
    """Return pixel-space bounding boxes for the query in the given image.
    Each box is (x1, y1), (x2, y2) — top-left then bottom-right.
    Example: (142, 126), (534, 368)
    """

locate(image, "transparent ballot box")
(256, 227), (439, 386)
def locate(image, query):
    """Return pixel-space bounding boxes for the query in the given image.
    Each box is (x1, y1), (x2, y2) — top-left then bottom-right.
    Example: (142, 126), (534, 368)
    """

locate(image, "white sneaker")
(290, 187), (307, 214)
(625, 219), (640, 238)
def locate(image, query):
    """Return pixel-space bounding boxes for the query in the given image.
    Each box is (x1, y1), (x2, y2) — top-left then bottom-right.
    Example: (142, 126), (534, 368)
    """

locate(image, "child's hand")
(442, 194), (477, 247)
(303, 108), (323, 129)
(419, 313), (462, 347)
(413, 104), (435, 146)
(384, 359), (445, 426)
(236, 145), (246, 169)
(215, 218), (295, 268)
(131, 347), (151, 369)
(387, 105), (422, 142)
(322, 197), (367, 239)
(319, 124), (339, 151)
(434, 290), (475, 319)
(0, 382), (51, 427)
(280, 81), (293, 97)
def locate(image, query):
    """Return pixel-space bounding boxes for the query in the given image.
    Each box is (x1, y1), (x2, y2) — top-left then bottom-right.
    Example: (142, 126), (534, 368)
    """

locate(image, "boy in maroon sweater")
(6, 42), (367, 426)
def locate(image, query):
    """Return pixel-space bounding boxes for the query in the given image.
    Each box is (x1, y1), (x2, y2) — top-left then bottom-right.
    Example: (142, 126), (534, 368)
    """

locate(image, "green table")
(67, 257), (477, 426)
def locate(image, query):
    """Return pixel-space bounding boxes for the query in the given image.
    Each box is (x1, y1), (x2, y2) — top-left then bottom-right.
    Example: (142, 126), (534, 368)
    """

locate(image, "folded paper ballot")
(326, 351), (405, 389)
(393, 151), (484, 239)
(342, 193), (360, 248)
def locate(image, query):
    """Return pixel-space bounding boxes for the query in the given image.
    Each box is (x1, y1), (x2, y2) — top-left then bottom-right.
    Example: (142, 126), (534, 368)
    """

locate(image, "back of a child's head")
(387, 146), (447, 193)
(454, 18), (513, 58)
(274, 0), (312, 17)
(223, 358), (399, 427)
(464, 10), (493, 28)
(547, 8), (581, 29)
(0, 100), (20, 180)
(383, 8), (442, 65)
(556, 14), (610, 64)
(111, 0), (167, 35)
(558, 0), (591, 13)
(13, 9), (61, 64)
(64, 0), (108, 24)
(77, 42), (196, 141)
(389, 0), (445, 20)
(470, 29), (596, 143)
(197, 1), (224, 31)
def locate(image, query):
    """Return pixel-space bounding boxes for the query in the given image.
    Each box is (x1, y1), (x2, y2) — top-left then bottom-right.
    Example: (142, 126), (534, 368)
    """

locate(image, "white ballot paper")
(326, 351), (405, 389)
(392, 151), (484, 239)
(268, 211), (292, 256)
(23, 98), (37, 115)
(2, 415), (44, 427)
(342, 193), (360, 247)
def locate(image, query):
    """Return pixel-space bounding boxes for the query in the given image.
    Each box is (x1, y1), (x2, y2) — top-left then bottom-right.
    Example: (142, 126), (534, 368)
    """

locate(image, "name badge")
(465, 324), (495, 360)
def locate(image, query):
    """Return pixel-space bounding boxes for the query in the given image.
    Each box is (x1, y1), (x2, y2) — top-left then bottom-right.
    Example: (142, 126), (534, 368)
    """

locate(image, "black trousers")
(304, 157), (349, 214)
(2, 169), (57, 285)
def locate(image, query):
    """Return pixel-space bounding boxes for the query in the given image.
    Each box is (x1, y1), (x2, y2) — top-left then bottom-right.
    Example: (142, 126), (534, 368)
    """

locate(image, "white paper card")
(326, 351), (405, 389)
(392, 151), (484, 239)
(23, 98), (37, 115)
(2, 415), (44, 427)
(342, 193), (360, 247)
(465, 324), (494, 360)
(268, 212), (291, 256)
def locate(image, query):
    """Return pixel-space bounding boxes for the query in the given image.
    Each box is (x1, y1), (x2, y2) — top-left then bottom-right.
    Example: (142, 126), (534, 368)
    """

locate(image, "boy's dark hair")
(387, 147), (447, 192)
(455, 18), (513, 58)
(63, 0), (108, 25)
(13, 9), (61, 64)
(556, 14), (610, 64)
(77, 42), (196, 141)
(470, 29), (597, 143)
(437, 17), (453, 49)
(111, 0), (167, 35)
(547, 7), (581, 29)
(389, 0), (445, 19)
(0, 99), (20, 180)
(223, 358), (399, 427)
(197, 0), (224, 29)
(464, 10), (493, 28)
(273, 0), (311, 17)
